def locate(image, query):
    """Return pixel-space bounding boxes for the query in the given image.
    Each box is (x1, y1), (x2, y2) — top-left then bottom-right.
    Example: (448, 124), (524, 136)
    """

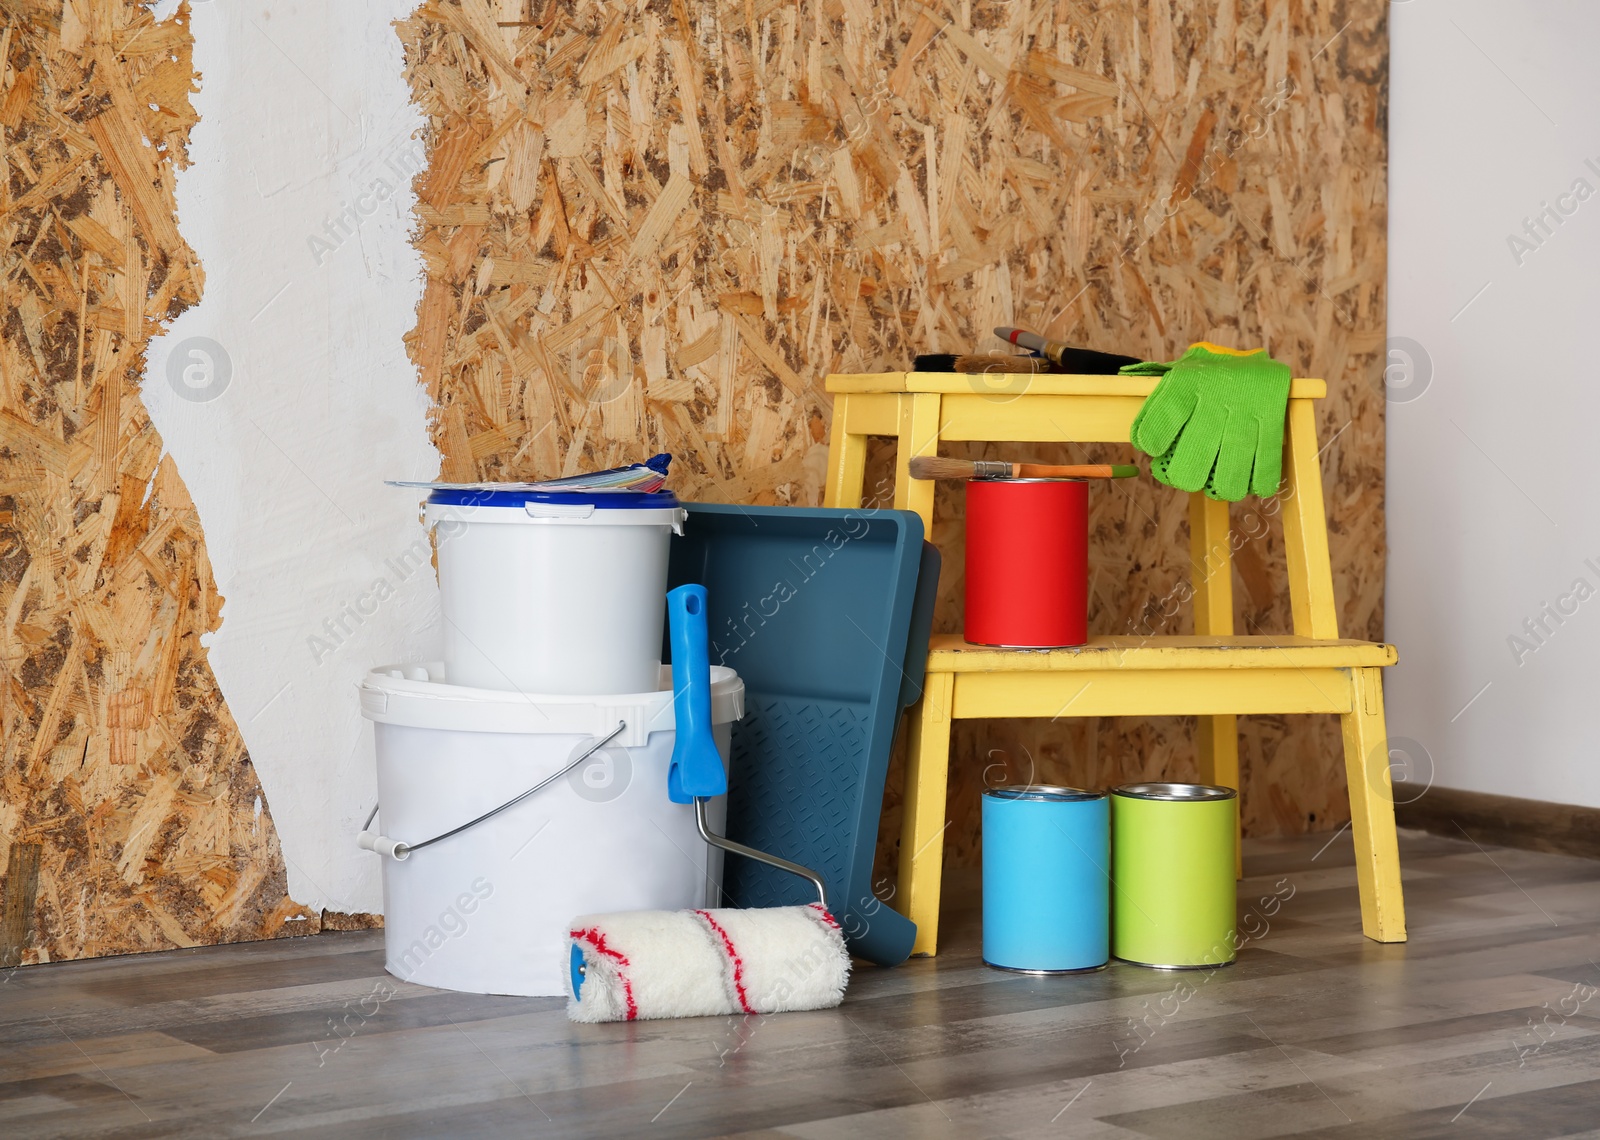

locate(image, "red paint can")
(964, 478), (1088, 647)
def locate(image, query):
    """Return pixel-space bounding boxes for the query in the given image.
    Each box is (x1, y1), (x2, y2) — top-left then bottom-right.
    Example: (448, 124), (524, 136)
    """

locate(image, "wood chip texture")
(399, 0), (1390, 875)
(0, 0), (311, 964)
(4, 0), (1392, 966)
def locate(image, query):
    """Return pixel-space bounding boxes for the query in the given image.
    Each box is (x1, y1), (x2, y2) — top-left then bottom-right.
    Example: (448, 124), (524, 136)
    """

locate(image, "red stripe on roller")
(693, 910), (754, 1014)
(807, 903), (841, 930)
(569, 927), (638, 1021)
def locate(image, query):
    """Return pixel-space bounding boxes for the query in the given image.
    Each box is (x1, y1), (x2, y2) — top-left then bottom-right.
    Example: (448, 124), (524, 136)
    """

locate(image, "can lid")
(1113, 782), (1236, 802)
(983, 784), (1103, 803)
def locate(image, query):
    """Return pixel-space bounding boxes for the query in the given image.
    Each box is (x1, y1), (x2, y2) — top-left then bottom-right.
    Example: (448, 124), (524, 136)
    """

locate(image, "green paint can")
(1111, 783), (1237, 969)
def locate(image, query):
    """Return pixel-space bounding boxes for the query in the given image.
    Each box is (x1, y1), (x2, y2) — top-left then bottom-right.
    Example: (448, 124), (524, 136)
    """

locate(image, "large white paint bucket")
(359, 661), (741, 997)
(424, 489), (687, 694)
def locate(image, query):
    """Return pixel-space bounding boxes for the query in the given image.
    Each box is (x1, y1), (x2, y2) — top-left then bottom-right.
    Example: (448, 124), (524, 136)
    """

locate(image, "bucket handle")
(523, 502), (596, 520)
(357, 720), (628, 861)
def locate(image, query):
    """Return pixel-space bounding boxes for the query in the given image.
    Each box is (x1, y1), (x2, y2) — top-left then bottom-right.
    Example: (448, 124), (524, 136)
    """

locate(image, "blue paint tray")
(667, 504), (938, 966)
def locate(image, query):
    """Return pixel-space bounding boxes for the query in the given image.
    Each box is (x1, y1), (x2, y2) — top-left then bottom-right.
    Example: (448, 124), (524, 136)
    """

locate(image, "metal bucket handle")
(356, 720), (628, 861)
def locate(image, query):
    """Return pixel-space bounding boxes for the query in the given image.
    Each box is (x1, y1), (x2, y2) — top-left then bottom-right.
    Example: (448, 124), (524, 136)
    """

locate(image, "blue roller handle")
(667, 584), (727, 804)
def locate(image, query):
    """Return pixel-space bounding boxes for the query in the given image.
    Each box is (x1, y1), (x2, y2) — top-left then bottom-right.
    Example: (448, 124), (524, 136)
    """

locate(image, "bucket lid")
(426, 487), (680, 510)
(358, 662), (742, 748)
(424, 488), (685, 530)
(1113, 782), (1236, 801)
(984, 784), (1103, 802)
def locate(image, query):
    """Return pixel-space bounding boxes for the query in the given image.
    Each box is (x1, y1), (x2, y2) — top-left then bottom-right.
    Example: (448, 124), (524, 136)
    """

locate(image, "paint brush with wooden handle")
(991, 327), (1141, 374)
(909, 457), (1139, 481)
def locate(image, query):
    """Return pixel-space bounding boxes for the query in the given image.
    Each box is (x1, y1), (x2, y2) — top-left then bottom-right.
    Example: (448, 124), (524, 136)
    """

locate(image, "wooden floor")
(4, 827), (1600, 1139)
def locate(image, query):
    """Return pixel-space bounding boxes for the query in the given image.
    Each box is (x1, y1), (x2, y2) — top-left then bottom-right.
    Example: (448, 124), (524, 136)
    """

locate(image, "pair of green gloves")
(1121, 343), (1291, 502)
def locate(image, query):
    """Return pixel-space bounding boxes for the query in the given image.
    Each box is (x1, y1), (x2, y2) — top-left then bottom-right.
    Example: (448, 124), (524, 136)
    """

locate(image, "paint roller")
(564, 584), (851, 1023)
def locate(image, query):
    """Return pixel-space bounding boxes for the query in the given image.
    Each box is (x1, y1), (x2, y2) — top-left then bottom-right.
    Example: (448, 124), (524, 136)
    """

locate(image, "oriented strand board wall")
(0, 1), (311, 965)
(400, 0), (1388, 874)
(0, 0), (1389, 964)
(921, 0), (1389, 865)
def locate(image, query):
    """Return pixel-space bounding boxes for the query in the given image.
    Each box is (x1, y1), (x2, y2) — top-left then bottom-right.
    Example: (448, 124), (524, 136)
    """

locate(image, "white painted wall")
(145, 1), (439, 913)
(1388, 0), (1600, 807)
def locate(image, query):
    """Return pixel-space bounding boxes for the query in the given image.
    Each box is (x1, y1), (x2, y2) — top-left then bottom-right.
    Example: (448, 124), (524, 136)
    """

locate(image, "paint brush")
(913, 353), (1059, 374)
(992, 327), (1141, 374)
(909, 457), (1139, 481)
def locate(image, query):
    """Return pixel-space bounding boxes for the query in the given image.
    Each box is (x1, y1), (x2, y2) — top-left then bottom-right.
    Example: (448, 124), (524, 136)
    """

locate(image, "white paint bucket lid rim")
(358, 662), (742, 746)
(424, 500), (687, 528)
(426, 488), (680, 509)
(426, 487), (685, 528)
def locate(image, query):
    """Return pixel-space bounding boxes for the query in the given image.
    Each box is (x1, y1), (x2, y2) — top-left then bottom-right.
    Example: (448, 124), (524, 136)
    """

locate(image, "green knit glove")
(1122, 342), (1291, 501)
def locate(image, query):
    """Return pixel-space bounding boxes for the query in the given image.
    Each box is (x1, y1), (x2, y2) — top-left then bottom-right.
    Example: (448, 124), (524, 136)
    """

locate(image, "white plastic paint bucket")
(359, 661), (741, 997)
(424, 489), (687, 695)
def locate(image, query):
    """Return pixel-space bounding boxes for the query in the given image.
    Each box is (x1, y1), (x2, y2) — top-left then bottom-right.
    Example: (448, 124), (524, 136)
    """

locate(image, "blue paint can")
(982, 786), (1110, 973)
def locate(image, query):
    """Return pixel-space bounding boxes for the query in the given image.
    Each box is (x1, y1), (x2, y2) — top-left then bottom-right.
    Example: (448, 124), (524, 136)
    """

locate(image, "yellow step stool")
(822, 371), (1405, 956)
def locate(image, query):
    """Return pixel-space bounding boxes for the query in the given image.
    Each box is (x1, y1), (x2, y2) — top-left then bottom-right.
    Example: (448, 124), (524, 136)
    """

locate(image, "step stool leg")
(823, 393), (869, 509)
(1189, 494), (1242, 877)
(1340, 666), (1407, 942)
(898, 671), (954, 956)
(1198, 714), (1242, 878)
(893, 393), (940, 535)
